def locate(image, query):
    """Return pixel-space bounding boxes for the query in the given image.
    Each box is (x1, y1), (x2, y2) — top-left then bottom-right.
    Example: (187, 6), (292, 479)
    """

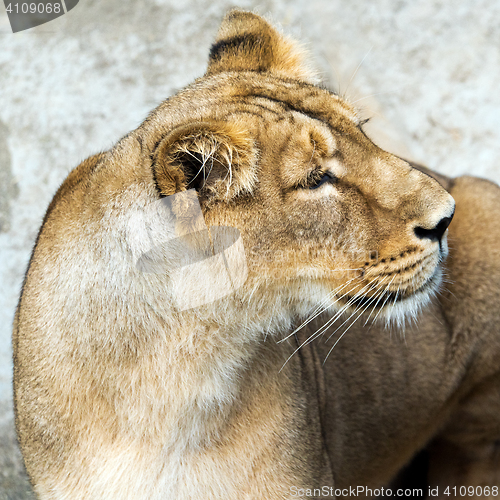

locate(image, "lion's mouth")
(340, 270), (440, 311)
(346, 289), (406, 309)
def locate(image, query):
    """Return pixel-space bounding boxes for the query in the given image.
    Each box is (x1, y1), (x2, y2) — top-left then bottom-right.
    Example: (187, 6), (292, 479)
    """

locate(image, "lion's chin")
(337, 266), (444, 329)
(373, 267), (443, 327)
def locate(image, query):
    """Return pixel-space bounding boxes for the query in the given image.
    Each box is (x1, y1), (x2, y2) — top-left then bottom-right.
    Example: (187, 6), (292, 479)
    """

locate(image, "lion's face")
(149, 11), (455, 321)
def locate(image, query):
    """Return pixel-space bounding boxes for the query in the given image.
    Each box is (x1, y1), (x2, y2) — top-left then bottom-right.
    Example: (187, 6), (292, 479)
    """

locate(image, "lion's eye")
(308, 171), (336, 190)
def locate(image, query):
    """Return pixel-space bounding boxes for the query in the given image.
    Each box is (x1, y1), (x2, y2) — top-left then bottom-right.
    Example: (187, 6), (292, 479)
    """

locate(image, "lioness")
(13, 10), (500, 500)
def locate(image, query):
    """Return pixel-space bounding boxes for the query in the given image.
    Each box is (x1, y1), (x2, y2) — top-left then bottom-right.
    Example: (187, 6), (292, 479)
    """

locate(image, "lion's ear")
(152, 121), (258, 200)
(206, 10), (317, 83)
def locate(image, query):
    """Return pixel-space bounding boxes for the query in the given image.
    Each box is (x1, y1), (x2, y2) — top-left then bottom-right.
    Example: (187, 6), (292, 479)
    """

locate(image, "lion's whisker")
(350, 86), (411, 105)
(278, 279), (372, 372)
(322, 277), (394, 363)
(323, 297), (379, 364)
(324, 279), (388, 342)
(370, 277), (398, 325)
(278, 277), (359, 344)
(363, 275), (395, 326)
(343, 47), (373, 100)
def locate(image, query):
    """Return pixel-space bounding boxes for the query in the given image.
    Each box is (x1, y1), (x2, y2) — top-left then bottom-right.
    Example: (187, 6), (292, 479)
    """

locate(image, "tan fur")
(308, 174), (500, 496)
(13, 10), (499, 499)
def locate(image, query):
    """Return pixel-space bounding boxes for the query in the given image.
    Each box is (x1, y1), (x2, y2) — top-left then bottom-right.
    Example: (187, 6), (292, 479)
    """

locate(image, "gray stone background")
(0, 0), (499, 497)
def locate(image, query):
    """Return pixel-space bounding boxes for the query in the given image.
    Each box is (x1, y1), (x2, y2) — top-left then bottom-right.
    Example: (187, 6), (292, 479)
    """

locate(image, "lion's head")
(127, 11), (455, 327)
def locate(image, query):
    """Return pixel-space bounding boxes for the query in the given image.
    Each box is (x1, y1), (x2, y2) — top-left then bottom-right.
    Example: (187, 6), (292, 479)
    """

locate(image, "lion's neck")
(104, 251), (296, 451)
(116, 305), (275, 452)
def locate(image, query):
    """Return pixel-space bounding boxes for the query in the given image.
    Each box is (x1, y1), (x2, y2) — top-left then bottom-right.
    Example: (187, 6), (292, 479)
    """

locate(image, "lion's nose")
(414, 211), (454, 242)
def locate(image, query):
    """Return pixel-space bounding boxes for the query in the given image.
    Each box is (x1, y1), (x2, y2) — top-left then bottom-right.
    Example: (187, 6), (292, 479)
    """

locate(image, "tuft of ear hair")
(152, 121), (258, 201)
(206, 10), (318, 83)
